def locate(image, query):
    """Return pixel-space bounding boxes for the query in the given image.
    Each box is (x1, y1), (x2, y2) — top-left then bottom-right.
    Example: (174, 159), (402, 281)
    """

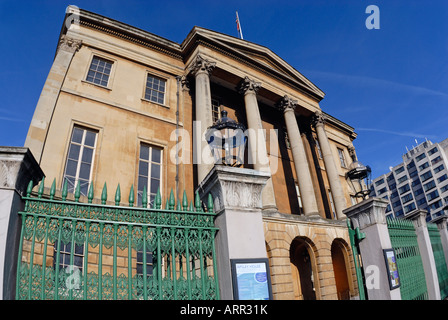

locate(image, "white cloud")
(356, 127), (437, 140)
(0, 116), (25, 122)
(306, 70), (448, 98)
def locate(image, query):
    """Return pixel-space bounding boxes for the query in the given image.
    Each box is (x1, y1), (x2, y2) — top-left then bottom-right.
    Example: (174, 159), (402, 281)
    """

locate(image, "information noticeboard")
(230, 258), (273, 300)
(383, 248), (400, 290)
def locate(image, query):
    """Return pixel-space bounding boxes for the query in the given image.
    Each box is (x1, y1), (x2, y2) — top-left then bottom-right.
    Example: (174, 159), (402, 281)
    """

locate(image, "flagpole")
(236, 11), (244, 40)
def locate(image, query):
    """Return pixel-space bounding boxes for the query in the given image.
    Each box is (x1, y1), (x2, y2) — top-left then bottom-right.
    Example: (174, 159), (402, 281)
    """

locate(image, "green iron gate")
(386, 218), (428, 300)
(16, 178), (219, 300)
(427, 223), (448, 299)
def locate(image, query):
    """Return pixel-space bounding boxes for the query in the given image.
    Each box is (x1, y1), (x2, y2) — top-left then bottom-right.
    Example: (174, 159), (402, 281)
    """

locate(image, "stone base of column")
(432, 214), (448, 268)
(343, 197), (401, 300)
(197, 165), (270, 299)
(406, 209), (441, 300)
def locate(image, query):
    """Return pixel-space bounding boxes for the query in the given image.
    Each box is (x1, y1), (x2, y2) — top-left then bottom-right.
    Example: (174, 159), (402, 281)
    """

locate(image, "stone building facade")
(24, 6), (361, 299)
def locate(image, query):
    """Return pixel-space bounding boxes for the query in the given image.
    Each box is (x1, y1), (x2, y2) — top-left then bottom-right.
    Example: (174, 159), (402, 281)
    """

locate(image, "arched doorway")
(290, 237), (316, 300)
(331, 239), (350, 300)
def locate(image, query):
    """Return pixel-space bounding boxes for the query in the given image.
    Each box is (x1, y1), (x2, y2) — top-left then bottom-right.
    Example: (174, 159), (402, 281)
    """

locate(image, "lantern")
(205, 110), (247, 167)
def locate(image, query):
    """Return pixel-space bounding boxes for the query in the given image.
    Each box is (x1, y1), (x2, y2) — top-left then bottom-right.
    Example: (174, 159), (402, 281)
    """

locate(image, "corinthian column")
(278, 96), (318, 215)
(313, 111), (346, 219)
(190, 55), (216, 184)
(238, 76), (277, 212)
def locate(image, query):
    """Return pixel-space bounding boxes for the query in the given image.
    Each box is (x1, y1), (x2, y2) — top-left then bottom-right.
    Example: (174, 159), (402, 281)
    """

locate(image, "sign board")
(383, 249), (400, 290)
(230, 258), (273, 300)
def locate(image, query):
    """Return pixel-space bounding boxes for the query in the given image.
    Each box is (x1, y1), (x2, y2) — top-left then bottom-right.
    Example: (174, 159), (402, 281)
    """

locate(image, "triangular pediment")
(182, 27), (325, 100)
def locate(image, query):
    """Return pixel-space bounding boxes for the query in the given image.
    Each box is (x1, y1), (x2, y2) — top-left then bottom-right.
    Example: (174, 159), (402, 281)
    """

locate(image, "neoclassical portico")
(187, 52), (349, 219)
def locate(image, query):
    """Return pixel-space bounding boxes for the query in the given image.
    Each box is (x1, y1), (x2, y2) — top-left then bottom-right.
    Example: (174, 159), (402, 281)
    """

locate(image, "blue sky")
(1, 0), (448, 178)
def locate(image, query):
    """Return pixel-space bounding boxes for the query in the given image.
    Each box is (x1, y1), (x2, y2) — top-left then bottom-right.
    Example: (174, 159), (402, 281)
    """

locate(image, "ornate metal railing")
(386, 218), (428, 300)
(427, 223), (448, 299)
(16, 178), (219, 300)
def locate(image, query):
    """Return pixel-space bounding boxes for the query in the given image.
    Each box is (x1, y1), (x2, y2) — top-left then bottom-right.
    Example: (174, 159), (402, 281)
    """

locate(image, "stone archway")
(290, 237), (317, 300)
(331, 239), (351, 300)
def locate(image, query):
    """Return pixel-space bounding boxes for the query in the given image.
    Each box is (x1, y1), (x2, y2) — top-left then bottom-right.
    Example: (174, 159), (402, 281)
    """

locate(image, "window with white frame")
(144, 74), (166, 104)
(294, 183), (303, 214)
(136, 249), (153, 276)
(53, 241), (84, 272)
(328, 190), (336, 219)
(63, 126), (98, 196)
(315, 139), (322, 158)
(211, 98), (221, 123)
(86, 56), (113, 87)
(337, 148), (346, 168)
(137, 144), (163, 207)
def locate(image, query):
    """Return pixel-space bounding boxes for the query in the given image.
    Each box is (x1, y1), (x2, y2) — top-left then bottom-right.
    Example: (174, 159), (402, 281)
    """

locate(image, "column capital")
(348, 144), (357, 162)
(406, 209), (428, 228)
(238, 76), (261, 95)
(190, 55), (216, 77)
(58, 35), (82, 54)
(433, 214), (448, 231)
(178, 75), (190, 92)
(343, 197), (389, 229)
(277, 95), (298, 113)
(312, 111), (326, 128)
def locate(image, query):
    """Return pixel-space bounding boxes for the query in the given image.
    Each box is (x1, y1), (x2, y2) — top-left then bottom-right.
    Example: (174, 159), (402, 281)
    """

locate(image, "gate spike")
(182, 190), (188, 211)
(165, 198), (169, 210)
(129, 184), (134, 207)
(38, 177), (45, 198)
(155, 187), (162, 209)
(74, 181), (81, 202)
(194, 191), (202, 212)
(115, 183), (121, 206)
(207, 193), (214, 213)
(169, 189), (175, 210)
(88, 183), (94, 204)
(49, 178), (56, 200)
(26, 180), (34, 197)
(62, 179), (68, 201)
(189, 200), (194, 212)
(101, 182), (107, 205)
(142, 185), (148, 208)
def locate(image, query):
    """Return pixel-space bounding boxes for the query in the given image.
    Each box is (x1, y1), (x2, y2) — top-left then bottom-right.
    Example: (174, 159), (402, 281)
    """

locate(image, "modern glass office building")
(371, 139), (448, 222)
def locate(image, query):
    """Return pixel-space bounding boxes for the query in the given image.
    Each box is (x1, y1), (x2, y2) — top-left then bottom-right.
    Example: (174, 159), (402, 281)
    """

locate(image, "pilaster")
(24, 35), (82, 163)
(407, 209), (441, 300)
(343, 197), (401, 300)
(197, 165), (270, 299)
(433, 214), (448, 268)
(0, 147), (44, 299)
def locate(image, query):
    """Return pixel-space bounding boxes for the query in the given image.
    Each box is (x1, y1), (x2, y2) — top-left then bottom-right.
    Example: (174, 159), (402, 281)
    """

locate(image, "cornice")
(321, 111), (357, 140)
(64, 6), (182, 60)
(62, 7), (327, 105)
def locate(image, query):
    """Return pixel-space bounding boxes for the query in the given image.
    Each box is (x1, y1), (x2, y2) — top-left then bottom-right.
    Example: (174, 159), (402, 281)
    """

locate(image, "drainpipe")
(175, 76), (181, 204)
